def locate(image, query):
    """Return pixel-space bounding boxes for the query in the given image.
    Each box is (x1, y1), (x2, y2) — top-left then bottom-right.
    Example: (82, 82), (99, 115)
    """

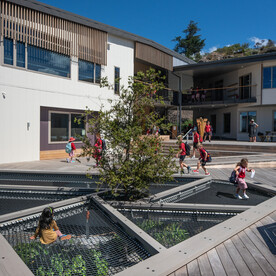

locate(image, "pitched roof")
(6, 0), (195, 65)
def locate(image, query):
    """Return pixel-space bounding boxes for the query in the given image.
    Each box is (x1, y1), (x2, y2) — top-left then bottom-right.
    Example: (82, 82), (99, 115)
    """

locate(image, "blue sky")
(39, 0), (275, 53)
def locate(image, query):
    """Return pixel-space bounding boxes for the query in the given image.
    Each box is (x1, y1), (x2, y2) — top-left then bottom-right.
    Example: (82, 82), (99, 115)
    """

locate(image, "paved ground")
(0, 152), (276, 188)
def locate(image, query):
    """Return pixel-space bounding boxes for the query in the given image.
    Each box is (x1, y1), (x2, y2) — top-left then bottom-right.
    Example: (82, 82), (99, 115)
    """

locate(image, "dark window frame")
(263, 66), (276, 89)
(114, 66), (120, 95)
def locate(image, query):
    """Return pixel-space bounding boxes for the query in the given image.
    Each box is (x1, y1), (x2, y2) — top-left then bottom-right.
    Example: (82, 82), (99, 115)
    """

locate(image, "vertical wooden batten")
(135, 42), (173, 71)
(0, 0), (107, 65)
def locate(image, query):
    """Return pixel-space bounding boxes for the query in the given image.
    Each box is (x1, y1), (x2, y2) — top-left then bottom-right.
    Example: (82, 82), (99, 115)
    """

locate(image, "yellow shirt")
(34, 220), (59, 244)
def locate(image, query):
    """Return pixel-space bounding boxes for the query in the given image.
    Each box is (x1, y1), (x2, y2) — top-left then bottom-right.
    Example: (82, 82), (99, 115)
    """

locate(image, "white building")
(174, 53), (276, 141)
(0, 0), (193, 164)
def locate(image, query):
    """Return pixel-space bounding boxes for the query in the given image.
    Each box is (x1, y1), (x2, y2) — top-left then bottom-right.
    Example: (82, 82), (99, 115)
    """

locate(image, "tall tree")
(173, 20), (205, 61)
(78, 69), (176, 200)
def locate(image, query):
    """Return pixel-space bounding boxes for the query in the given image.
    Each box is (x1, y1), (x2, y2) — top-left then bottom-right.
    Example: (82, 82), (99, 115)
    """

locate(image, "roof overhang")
(174, 52), (276, 78)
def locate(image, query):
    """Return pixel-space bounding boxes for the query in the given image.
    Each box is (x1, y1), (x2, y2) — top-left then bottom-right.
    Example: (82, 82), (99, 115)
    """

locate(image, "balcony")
(181, 85), (257, 108)
(154, 89), (179, 107)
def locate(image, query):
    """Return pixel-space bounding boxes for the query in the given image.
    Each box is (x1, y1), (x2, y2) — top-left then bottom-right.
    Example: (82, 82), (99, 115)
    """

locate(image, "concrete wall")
(0, 35), (134, 164)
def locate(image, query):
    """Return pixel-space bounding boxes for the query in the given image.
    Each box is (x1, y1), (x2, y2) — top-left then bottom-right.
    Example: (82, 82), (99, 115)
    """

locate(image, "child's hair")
(197, 143), (202, 148)
(236, 158), (248, 168)
(38, 207), (54, 235)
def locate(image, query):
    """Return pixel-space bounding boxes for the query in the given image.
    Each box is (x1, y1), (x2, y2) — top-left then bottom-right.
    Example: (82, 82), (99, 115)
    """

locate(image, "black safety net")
(0, 201), (150, 276)
(119, 208), (237, 248)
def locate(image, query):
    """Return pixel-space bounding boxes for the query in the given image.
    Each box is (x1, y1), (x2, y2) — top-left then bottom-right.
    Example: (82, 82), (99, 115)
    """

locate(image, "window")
(210, 114), (216, 133)
(50, 112), (85, 142)
(79, 60), (94, 83)
(224, 113), (231, 133)
(4, 38), (13, 65)
(51, 113), (69, 142)
(78, 60), (101, 84)
(114, 67), (120, 94)
(263, 66), (276, 89)
(28, 45), (70, 78)
(239, 111), (256, 132)
(71, 114), (85, 141)
(95, 64), (101, 84)
(273, 112), (276, 131)
(239, 74), (251, 99)
(16, 42), (25, 68)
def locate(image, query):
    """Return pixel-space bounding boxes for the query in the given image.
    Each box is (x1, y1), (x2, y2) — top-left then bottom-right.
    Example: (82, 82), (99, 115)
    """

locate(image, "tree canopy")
(79, 69), (177, 200)
(173, 20), (205, 61)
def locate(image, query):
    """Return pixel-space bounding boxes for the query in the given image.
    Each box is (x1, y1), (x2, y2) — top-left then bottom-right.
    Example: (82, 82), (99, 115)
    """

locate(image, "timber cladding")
(0, 0), (107, 65)
(135, 42), (173, 71)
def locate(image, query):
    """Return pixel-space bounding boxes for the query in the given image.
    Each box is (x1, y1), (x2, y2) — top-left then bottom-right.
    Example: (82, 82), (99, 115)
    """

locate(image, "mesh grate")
(0, 201), (150, 276)
(0, 190), (89, 216)
(119, 209), (237, 248)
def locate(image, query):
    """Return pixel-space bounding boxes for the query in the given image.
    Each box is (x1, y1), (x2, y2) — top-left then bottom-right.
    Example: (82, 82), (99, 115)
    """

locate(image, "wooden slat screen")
(135, 42), (173, 71)
(0, 0), (107, 65)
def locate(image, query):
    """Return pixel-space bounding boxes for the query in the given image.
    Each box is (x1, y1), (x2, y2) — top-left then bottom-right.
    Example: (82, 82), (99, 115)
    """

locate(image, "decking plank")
(197, 253), (214, 276)
(187, 259), (201, 276)
(231, 234), (265, 276)
(174, 266), (188, 276)
(215, 243), (239, 276)
(238, 231), (275, 276)
(243, 227), (276, 272)
(207, 248), (226, 276)
(268, 211), (276, 221)
(223, 239), (253, 276)
(250, 222), (267, 247)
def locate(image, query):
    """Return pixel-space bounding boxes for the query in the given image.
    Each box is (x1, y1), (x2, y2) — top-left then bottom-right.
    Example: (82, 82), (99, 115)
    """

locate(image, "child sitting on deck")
(30, 207), (71, 244)
(234, 158), (254, 199)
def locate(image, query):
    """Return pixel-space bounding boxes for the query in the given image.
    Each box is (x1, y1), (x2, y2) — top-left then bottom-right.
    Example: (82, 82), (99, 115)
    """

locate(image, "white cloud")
(208, 46), (217, 53)
(250, 37), (269, 47)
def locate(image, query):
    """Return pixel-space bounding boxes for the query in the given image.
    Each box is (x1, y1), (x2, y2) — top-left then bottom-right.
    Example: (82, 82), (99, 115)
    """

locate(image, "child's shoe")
(235, 194), (242, 199)
(60, 235), (71, 241)
(205, 172), (210, 176)
(242, 194), (249, 199)
(71, 160), (75, 163)
(187, 166), (191, 174)
(66, 158), (69, 163)
(193, 169), (199, 173)
(191, 156), (196, 159)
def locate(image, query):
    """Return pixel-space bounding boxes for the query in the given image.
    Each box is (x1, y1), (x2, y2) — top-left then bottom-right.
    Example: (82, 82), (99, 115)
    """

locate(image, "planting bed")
(119, 208), (236, 248)
(0, 201), (150, 276)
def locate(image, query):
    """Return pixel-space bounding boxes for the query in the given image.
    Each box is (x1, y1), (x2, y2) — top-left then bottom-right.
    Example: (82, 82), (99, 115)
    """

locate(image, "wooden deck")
(170, 211), (276, 276)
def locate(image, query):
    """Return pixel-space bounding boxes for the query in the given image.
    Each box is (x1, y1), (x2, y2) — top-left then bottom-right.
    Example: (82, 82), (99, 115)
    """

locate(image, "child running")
(176, 135), (191, 174)
(193, 143), (210, 175)
(93, 134), (103, 167)
(234, 158), (254, 199)
(30, 207), (71, 244)
(66, 137), (76, 163)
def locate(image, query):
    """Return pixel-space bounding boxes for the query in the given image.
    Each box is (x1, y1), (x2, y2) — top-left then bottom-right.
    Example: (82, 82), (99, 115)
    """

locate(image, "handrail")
(182, 128), (193, 142)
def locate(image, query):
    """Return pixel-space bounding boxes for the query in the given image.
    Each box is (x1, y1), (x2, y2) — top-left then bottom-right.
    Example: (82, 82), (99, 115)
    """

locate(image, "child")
(176, 135), (191, 174)
(193, 143), (210, 175)
(93, 134), (103, 167)
(204, 121), (212, 142)
(66, 137), (76, 163)
(30, 207), (71, 244)
(191, 128), (200, 158)
(234, 158), (253, 199)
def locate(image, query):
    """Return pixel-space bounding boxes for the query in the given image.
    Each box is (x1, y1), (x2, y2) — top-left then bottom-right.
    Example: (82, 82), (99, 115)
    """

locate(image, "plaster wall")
(0, 35), (134, 164)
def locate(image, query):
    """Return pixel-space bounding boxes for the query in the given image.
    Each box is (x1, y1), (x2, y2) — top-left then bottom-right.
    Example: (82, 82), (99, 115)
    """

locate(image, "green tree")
(173, 20), (205, 61)
(79, 69), (176, 200)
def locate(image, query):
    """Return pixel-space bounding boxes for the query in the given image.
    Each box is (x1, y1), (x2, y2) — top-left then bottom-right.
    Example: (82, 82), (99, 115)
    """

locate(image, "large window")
(240, 111), (256, 132)
(224, 113), (231, 133)
(50, 112), (85, 142)
(114, 67), (120, 94)
(28, 45), (70, 78)
(239, 74), (251, 99)
(4, 38), (13, 65)
(79, 60), (94, 83)
(16, 42), (25, 68)
(263, 67), (276, 89)
(78, 60), (101, 84)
